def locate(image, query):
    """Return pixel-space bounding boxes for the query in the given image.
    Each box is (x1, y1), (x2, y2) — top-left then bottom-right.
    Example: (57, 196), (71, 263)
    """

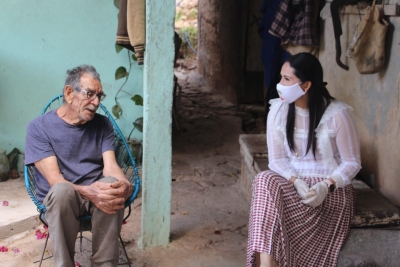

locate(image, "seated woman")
(247, 53), (361, 267)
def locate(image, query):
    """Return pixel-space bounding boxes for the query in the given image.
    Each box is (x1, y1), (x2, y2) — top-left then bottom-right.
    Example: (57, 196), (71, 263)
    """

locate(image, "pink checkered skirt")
(247, 170), (355, 267)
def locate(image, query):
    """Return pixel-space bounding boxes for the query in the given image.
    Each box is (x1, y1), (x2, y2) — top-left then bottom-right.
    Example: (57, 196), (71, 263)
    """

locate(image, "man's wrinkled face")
(70, 73), (103, 124)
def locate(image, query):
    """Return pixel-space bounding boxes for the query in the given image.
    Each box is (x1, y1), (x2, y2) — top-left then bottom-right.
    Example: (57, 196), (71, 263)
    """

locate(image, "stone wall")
(319, 1), (400, 205)
(197, 0), (248, 103)
(197, 0), (265, 104)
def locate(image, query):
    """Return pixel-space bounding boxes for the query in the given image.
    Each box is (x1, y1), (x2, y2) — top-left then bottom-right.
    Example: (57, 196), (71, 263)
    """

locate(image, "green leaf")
(131, 94), (143, 106)
(114, 0), (121, 9)
(132, 53), (138, 61)
(115, 45), (124, 53)
(133, 117), (143, 133)
(112, 104), (123, 119)
(115, 66), (129, 80)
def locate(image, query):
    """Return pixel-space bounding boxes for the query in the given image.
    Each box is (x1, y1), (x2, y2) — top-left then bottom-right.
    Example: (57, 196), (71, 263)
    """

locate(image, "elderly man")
(25, 65), (132, 267)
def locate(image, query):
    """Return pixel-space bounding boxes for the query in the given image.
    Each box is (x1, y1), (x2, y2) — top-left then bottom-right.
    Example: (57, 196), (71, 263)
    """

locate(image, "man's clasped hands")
(80, 179), (132, 215)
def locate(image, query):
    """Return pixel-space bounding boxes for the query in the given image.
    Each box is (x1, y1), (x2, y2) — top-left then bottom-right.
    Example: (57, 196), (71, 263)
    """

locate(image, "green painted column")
(140, 0), (174, 248)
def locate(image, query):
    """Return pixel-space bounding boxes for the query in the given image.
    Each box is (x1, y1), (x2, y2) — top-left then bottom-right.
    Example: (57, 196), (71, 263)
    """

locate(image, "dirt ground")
(0, 66), (260, 267)
(175, 0), (198, 29)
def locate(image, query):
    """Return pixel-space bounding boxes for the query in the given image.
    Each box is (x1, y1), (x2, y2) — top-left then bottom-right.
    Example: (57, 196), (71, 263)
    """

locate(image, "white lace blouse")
(267, 99), (361, 188)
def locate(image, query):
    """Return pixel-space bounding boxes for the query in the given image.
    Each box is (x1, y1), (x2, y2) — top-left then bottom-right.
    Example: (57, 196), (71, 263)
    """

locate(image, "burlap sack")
(347, 3), (388, 74)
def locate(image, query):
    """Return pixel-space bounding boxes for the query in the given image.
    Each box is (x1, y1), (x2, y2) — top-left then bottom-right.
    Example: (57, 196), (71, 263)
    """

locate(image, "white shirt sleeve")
(329, 108), (362, 187)
(267, 103), (298, 180)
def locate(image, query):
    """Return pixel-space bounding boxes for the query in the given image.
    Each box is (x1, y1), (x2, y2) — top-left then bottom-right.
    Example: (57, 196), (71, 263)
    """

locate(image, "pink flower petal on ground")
(12, 248), (19, 253)
(75, 261), (81, 266)
(35, 229), (48, 240)
(2, 201), (8, 206)
(0, 246), (9, 252)
(35, 230), (42, 239)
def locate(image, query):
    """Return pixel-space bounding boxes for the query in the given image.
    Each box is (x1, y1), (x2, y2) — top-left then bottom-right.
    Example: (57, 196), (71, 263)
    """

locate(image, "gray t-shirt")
(25, 110), (115, 202)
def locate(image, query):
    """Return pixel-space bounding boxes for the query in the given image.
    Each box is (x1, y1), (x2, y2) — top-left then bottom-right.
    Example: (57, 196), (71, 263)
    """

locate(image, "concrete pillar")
(140, 0), (174, 248)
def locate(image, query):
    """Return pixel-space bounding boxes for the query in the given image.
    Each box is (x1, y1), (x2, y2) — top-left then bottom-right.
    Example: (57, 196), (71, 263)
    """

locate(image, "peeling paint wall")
(197, 0), (265, 104)
(0, 0), (143, 153)
(319, 2), (400, 205)
(197, 0), (247, 103)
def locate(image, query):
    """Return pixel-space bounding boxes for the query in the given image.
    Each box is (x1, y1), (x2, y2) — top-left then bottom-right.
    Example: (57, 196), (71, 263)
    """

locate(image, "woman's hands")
(301, 181), (329, 208)
(293, 179), (315, 200)
(291, 178), (331, 207)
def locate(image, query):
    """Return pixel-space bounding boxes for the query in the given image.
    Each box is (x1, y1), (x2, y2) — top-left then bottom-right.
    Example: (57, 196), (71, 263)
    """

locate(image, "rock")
(9, 169), (19, 179)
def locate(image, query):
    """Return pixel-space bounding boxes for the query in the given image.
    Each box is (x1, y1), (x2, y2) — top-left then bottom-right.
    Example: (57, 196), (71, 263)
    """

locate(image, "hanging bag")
(347, 0), (388, 74)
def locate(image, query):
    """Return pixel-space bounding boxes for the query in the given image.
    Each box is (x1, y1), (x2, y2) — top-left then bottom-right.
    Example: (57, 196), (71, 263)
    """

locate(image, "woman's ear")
(301, 81), (312, 93)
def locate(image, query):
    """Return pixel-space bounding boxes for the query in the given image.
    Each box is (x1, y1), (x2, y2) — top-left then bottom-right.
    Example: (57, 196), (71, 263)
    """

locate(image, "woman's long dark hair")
(285, 53), (335, 158)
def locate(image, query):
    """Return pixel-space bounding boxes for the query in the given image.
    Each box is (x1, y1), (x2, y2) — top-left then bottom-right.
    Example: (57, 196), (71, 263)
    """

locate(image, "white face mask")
(276, 83), (305, 103)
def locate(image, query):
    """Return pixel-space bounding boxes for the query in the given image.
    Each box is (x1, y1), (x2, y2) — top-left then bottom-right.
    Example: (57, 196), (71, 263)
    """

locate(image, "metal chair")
(24, 94), (141, 266)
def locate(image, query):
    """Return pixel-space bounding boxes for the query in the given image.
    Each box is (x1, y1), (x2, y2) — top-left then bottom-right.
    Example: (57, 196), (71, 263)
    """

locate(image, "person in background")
(247, 53), (361, 267)
(25, 65), (132, 267)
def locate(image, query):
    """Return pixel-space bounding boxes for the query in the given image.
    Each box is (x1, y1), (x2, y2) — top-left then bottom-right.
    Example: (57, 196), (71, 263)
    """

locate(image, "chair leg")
(118, 235), (131, 267)
(79, 230), (83, 253)
(38, 234), (50, 267)
(77, 230), (91, 253)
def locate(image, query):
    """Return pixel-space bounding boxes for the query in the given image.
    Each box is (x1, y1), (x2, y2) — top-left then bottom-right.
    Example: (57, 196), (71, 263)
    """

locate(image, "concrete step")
(0, 177), (40, 243)
(338, 252), (378, 267)
(338, 228), (400, 267)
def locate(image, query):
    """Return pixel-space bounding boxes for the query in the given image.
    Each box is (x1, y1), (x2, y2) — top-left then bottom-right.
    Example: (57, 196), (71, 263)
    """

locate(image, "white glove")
(294, 179), (315, 200)
(301, 181), (329, 208)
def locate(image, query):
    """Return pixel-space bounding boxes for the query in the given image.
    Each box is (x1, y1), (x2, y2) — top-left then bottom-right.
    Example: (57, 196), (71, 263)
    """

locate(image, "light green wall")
(0, 0), (143, 154)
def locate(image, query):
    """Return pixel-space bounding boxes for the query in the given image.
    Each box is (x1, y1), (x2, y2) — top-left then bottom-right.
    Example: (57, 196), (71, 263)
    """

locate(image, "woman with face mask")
(247, 53), (361, 267)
